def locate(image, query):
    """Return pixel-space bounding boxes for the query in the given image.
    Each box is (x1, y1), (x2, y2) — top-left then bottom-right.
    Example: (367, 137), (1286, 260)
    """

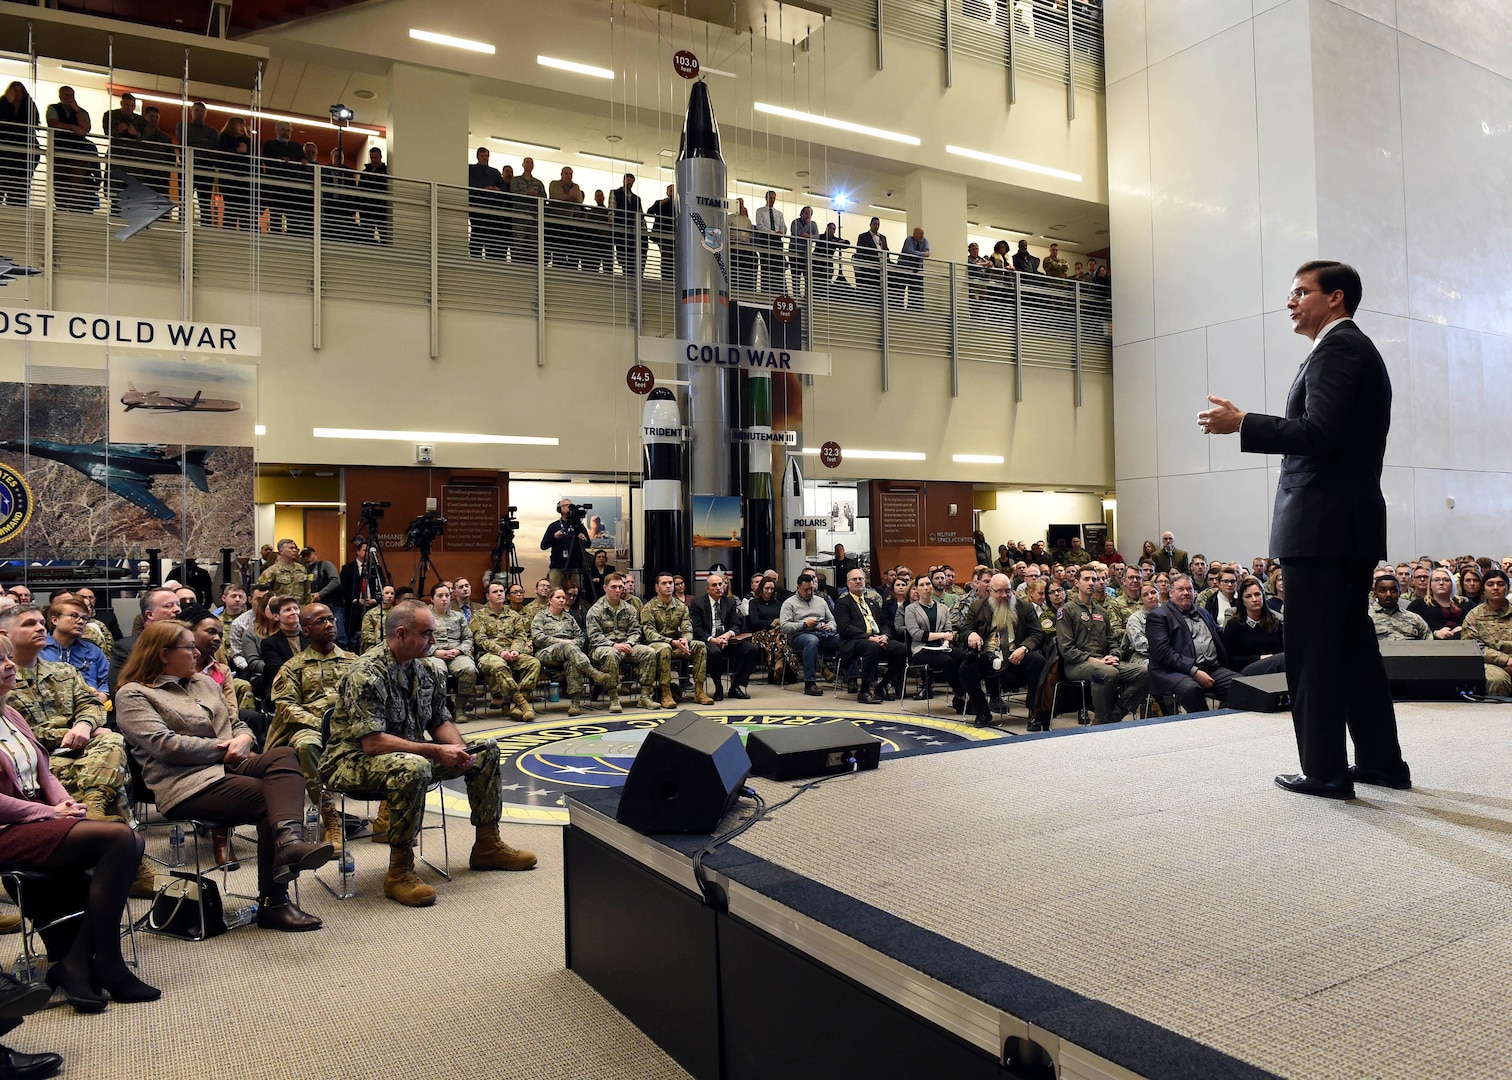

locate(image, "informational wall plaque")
(439, 484), (499, 551)
(877, 490), (921, 547)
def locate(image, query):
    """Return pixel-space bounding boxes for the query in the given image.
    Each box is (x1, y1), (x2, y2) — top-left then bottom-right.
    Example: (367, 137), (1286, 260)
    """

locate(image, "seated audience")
(1119, 582), (1162, 660)
(1409, 568), (1466, 639)
(472, 581), (542, 720)
(689, 573), (758, 702)
(905, 575), (963, 706)
(323, 600), (535, 908)
(258, 595), (307, 704)
(361, 583), (397, 652)
(584, 573), (658, 712)
(779, 573), (839, 696)
(531, 588), (611, 716)
(117, 621), (333, 932)
(110, 586), (181, 692)
(1221, 577), (1286, 675)
(957, 574), (1047, 728)
(40, 597), (108, 697)
(1147, 574), (1237, 714)
(746, 577), (787, 682)
(0, 633), (158, 1011)
(1369, 574), (1430, 640)
(834, 569), (904, 704)
(1056, 566), (1147, 724)
(641, 572), (714, 707)
(1461, 569), (1511, 696)
(1203, 567), (1239, 627)
(427, 583), (477, 712)
(1459, 565), (1485, 612)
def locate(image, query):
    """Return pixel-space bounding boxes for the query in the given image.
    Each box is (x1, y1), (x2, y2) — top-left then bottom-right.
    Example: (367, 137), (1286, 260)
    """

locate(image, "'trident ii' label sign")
(0, 308), (262, 355)
(638, 336), (832, 377)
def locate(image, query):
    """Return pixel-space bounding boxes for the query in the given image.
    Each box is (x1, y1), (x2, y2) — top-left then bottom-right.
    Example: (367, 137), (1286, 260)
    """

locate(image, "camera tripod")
(411, 539), (443, 598)
(352, 505), (393, 619)
(562, 515), (601, 605)
(485, 514), (524, 592)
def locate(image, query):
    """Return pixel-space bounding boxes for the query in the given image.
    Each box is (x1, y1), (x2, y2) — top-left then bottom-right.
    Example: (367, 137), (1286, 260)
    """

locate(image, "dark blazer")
(1151, 547), (1188, 575)
(1238, 319), (1391, 559)
(1146, 602), (1231, 694)
(110, 633), (138, 693)
(834, 591), (886, 641)
(259, 632), (308, 694)
(956, 595), (1042, 654)
(689, 594), (745, 642)
(853, 229), (888, 262)
(340, 558), (385, 610)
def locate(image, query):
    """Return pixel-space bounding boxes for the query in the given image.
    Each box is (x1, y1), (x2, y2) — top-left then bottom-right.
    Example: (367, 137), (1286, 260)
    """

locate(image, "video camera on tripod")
(404, 509), (447, 550)
(360, 500), (390, 526)
(562, 501), (592, 524)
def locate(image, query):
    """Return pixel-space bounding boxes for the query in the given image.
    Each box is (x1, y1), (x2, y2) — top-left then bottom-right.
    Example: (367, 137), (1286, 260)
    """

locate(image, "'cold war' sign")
(0, 308), (262, 356)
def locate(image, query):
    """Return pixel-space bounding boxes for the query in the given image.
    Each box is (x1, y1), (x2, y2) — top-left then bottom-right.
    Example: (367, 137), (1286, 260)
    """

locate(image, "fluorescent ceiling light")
(701, 66), (737, 79)
(987, 224), (1030, 235)
(754, 102), (920, 147)
(945, 144), (1081, 183)
(314, 428), (559, 446)
(953, 453), (1004, 464)
(59, 65), (108, 77)
(802, 191), (830, 201)
(800, 447), (926, 462)
(410, 29), (495, 54)
(578, 151), (643, 166)
(869, 203), (904, 214)
(538, 55), (614, 79)
(254, 424), (266, 436)
(966, 221), (981, 227)
(1040, 235), (1078, 244)
(126, 91), (384, 135)
(489, 137), (560, 154)
(274, 501), (345, 508)
(737, 179), (792, 193)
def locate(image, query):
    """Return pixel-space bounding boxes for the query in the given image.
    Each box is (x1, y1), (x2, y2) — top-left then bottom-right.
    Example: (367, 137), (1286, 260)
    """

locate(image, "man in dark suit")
(852, 216), (889, 300)
(1150, 531), (1189, 575)
(957, 574), (1046, 728)
(1146, 574), (1238, 714)
(608, 172), (645, 278)
(340, 537), (386, 651)
(1201, 259), (1409, 799)
(109, 586), (180, 692)
(834, 568), (904, 705)
(688, 573), (757, 701)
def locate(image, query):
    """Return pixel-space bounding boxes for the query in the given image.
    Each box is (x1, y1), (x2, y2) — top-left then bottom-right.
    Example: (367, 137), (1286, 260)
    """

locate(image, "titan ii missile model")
(742, 312), (776, 577)
(642, 387), (687, 584)
(676, 79), (736, 580)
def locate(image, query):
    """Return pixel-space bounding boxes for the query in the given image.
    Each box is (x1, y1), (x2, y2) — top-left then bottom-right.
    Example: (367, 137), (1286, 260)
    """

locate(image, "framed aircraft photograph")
(108, 355), (255, 447)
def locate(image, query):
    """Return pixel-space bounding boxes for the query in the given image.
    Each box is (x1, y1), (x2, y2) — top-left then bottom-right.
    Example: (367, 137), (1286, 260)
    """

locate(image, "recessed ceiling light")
(952, 454), (1004, 464)
(538, 54), (615, 80)
(869, 203), (904, 214)
(578, 150), (643, 165)
(754, 102), (920, 147)
(966, 202), (979, 209)
(945, 144), (1081, 182)
(794, 169), (810, 178)
(737, 179), (792, 193)
(354, 89), (376, 100)
(410, 28), (495, 54)
(1095, 228), (1109, 236)
(490, 136), (561, 154)
(604, 134), (623, 144)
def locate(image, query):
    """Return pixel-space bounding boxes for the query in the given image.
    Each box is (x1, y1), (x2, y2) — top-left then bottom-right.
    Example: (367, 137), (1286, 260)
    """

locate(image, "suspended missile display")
(641, 387), (686, 584)
(782, 452), (806, 590)
(675, 79), (738, 581)
(742, 312), (776, 577)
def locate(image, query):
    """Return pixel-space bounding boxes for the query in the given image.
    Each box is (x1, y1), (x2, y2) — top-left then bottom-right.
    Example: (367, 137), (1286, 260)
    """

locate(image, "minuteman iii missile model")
(676, 80), (737, 582)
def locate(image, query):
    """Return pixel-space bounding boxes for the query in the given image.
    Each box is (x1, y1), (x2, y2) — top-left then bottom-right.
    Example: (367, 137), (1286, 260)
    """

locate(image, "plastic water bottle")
(548, 681), (560, 703)
(168, 823), (185, 865)
(304, 803), (320, 843)
(11, 956), (37, 984)
(224, 902), (258, 929)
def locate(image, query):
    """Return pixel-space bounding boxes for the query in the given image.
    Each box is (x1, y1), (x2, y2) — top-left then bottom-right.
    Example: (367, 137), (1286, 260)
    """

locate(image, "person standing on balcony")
(1011, 238), (1040, 274)
(1042, 243), (1069, 279)
(753, 189), (787, 295)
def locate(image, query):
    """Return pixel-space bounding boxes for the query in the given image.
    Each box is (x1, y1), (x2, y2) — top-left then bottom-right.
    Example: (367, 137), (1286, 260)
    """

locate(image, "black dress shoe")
(1274, 773), (1355, 800)
(712, 685), (724, 702)
(1348, 763), (1412, 790)
(257, 895), (323, 932)
(0, 1045), (62, 1080)
(910, 689), (930, 701)
(42, 964), (105, 1014)
(803, 682), (823, 697)
(729, 686), (751, 700)
(951, 694), (967, 716)
(0, 973), (51, 1020)
(881, 683), (899, 701)
(988, 696), (1007, 714)
(973, 710), (993, 727)
(857, 691), (880, 705)
(846, 679), (859, 695)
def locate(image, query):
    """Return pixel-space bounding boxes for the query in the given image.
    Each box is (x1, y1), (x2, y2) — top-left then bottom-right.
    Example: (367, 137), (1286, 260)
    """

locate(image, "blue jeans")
(791, 632), (821, 681)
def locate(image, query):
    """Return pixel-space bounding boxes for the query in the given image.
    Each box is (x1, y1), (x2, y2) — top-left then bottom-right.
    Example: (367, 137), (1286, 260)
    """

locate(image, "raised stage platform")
(565, 701), (1512, 1080)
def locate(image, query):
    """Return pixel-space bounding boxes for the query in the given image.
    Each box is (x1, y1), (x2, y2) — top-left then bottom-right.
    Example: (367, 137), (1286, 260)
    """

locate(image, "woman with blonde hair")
(116, 621), (332, 933)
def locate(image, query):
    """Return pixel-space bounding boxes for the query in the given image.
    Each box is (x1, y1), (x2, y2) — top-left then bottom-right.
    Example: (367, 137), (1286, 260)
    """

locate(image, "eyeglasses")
(165, 644), (198, 652)
(1286, 287), (1312, 302)
(307, 615), (336, 625)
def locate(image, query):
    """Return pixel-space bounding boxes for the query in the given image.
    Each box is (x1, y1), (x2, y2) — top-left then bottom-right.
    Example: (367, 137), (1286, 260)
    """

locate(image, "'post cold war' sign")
(0, 308), (262, 356)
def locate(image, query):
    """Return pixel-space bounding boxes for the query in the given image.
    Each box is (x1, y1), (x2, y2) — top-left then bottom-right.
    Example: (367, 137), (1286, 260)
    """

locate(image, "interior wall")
(976, 490), (1105, 553)
(1105, 0), (1512, 563)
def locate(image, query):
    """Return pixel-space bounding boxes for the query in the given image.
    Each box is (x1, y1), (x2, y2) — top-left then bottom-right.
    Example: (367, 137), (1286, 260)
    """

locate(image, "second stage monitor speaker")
(616, 711), (751, 835)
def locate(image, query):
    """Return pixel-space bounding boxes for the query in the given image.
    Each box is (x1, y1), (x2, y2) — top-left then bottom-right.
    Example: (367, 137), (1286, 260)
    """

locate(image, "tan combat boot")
(319, 795), (345, 855)
(80, 789), (111, 821)
(607, 688), (623, 714)
(693, 682), (715, 706)
(469, 824), (538, 871)
(512, 693), (536, 722)
(370, 800), (390, 844)
(384, 845), (437, 907)
(129, 857), (158, 899)
(659, 684), (677, 710)
(635, 694), (658, 710)
(0, 913), (20, 934)
(568, 689), (586, 717)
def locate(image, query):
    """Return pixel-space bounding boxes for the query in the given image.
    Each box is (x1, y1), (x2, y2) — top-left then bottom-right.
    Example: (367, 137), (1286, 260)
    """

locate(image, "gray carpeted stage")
(568, 701), (1512, 1079)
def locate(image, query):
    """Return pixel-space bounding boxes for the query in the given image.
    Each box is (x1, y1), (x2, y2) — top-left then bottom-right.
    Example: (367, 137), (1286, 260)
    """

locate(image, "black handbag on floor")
(146, 870), (227, 939)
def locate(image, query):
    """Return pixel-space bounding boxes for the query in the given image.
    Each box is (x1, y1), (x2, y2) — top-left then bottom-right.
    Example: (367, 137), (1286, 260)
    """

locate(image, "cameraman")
(541, 498), (590, 589)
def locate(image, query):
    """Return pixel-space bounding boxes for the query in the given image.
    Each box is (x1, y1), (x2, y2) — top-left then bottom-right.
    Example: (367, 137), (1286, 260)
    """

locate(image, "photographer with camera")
(541, 499), (592, 590)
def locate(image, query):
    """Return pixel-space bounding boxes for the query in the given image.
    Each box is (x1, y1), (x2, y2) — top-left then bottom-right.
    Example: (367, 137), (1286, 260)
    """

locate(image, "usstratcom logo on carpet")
(434, 710), (1005, 824)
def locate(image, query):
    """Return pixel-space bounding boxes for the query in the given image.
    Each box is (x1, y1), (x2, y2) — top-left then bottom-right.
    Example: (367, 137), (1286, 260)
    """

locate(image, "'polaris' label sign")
(637, 336), (832, 376)
(0, 307), (261, 355)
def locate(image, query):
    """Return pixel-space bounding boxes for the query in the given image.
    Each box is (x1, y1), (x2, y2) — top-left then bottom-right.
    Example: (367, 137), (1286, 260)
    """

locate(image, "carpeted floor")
(729, 701), (1512, 1080)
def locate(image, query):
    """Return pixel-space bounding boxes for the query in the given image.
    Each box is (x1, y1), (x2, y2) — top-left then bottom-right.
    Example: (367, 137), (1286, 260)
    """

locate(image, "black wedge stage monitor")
(616, 712), (751, 835)
(745, 721), (882, 781)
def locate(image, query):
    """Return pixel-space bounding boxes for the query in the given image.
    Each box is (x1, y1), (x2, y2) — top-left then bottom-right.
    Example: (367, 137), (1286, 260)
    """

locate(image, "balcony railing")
(0, 127), (1110, 400)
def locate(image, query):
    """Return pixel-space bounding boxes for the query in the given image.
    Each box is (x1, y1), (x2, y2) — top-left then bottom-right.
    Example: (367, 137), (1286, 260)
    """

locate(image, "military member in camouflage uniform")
(1056, 567), (1147, 724)
(361, 584), (396, 652)
(640, 572), (713, 709)
(1368, 575), (1430, 641)
(585, 573), (659, 713)
(323, 600), (535, 907)
(0, 604), (155, 895)
(269, 603), (357, 854)
(258, 538), (312, 606)
(472, 582), (541, 721)
(1461, 569), (1512, 695)
(1104, 569), (1144, 639)
(427, 583), (477, 711)
(1041, 242), (1069, 279)
(522, 578), (553, 623)
(530, 588), (610, 716)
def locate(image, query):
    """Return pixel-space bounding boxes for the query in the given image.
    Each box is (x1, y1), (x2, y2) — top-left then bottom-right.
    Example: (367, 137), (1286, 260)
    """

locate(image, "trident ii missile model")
(742, 313), (777, 577)
(676, 79), (737, 581)
(642, 387), (686, 584)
